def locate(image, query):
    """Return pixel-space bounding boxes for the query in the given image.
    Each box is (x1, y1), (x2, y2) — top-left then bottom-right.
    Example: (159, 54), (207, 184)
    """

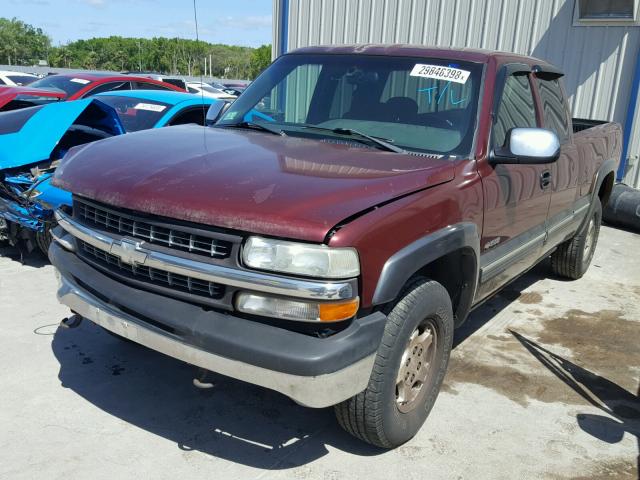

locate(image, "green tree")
(249, 44), (272, 78)
(0, 17), (51, 65)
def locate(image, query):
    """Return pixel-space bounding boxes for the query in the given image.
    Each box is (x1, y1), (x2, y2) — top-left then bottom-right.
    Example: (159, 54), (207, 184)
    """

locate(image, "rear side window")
(536, 78), (570, 142)
(168, 107), (208, 126)
(493, 74), (537, 147)
(132, 81), (173, 91)
(0, 78), (5, 85)
(85, 81), (131, 97)
(8, 75), (37, 86)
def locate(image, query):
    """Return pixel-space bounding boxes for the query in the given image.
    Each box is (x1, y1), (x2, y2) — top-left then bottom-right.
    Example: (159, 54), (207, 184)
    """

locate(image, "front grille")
(75, 199), (232, 259)
(79, 240), (225, 299)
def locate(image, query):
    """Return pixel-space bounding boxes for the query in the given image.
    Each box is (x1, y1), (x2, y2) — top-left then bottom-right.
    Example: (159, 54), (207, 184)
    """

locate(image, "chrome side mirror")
(206, 100), (232, 126)
(491, 128), (560, 164)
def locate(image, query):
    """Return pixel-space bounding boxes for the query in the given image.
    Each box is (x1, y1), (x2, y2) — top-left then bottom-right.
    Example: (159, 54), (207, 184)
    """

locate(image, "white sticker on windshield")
(410, 64), (470, 84)
(70, 78), (91, 84)
(133, 103), (167, 112)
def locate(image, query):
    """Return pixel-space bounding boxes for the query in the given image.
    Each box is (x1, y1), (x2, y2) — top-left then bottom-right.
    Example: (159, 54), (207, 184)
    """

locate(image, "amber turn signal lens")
(318, 298), (360, 322)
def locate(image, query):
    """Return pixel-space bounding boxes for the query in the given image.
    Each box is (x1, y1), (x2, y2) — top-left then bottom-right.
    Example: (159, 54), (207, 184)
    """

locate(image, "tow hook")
(193, 367), (215, 389)
(60, 313), (83, 329)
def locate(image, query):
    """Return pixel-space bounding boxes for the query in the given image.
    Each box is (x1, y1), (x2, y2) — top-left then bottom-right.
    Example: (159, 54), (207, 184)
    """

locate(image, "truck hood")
(53, 125), (456, 242)
(0, 99), (124, 170)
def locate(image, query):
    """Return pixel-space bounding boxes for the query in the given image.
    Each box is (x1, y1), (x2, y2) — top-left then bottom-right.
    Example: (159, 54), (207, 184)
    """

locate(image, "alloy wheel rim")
(395, 320), (437, 413)
(583, 218), (596, 258)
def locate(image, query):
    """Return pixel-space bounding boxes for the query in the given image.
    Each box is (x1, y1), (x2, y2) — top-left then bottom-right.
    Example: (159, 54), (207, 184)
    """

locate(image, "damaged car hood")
(53, 125), (456, 242)
(0, 99), (124, 170)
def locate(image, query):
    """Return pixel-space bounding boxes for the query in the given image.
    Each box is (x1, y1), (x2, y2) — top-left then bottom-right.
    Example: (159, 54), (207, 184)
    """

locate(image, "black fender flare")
(371, 223), (480, 324)
(579, 158), (617, 232)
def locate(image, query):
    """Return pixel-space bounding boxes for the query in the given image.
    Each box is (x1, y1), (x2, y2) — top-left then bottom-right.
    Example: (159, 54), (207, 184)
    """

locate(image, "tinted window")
(93, 95), (170, 132)
(536, 77), (570, 142)
(8, 75), (37, 86)
(0, 78), (6, 85)
(28, 75), (90, 97)
(85, 81), (130, 97)
(579, 0), (634, 19)
(188, 87), (198, 93)
(160, 78), (186, 90)
(132, 81), (172, 91)
(169, 107), (208, 126)
(493, 74), (537, 147)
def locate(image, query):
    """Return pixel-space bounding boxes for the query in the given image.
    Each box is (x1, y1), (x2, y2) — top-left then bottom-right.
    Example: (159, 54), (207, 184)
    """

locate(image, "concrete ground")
(0, 225), (638, 480)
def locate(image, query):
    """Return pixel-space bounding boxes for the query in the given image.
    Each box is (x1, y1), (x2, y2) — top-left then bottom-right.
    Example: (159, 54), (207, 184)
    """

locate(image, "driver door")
(476, 69), (552, 300)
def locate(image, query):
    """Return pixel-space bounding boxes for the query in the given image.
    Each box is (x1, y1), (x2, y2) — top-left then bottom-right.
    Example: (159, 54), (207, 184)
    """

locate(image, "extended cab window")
(218, 54), (483, 156)
(493, 74), (537, 147)
(536, 77), (570, 142)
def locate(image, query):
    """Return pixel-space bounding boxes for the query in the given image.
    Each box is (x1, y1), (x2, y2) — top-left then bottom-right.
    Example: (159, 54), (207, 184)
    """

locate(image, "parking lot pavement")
(0, 225), (638, 480)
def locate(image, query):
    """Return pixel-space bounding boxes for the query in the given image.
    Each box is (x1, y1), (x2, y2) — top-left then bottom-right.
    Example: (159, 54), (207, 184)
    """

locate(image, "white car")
(0, 70), (38, 87)
(186, 82), (236, 100)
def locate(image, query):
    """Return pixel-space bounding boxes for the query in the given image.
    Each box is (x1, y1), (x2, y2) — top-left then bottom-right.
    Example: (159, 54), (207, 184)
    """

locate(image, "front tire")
(551, 197), (602, 280)
(334, 278), (454, 448)
(36, 221), (55, 256)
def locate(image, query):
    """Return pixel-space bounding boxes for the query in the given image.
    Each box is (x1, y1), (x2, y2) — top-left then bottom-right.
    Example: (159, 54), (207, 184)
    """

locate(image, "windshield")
(94, 95), (170, 132)
(8, 75), (36, 86)
(217, 54), (483, 156)
(29, 75), (91, 97)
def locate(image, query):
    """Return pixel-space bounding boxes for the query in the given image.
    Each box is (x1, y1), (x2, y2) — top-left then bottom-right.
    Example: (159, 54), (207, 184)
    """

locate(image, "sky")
(3, 0), (273, 47)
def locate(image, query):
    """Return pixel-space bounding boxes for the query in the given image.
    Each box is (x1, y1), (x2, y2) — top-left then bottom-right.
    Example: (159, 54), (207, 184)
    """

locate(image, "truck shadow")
(511, 331), (640, 477)
(49, 262), (548, 469)
(51, 323), (383, 469)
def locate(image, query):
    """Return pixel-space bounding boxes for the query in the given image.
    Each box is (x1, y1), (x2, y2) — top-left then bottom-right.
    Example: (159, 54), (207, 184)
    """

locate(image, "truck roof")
(289, 44), (558, 70)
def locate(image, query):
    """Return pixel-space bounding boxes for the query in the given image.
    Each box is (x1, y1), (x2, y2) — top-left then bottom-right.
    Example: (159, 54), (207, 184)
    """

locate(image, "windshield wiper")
(300, 125), (407, 154)
(223, 121), (286, 136)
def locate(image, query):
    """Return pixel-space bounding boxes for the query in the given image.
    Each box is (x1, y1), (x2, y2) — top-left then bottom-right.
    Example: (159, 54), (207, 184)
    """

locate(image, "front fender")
(372, 222), (480, 309)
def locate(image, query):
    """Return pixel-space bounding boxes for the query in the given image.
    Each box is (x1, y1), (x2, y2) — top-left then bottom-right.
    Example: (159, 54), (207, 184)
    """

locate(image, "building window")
(575, 0), (638, 24)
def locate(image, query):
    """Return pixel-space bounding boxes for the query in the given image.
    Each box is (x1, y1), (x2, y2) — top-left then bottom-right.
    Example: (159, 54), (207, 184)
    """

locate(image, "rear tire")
(551, 197), (602, 280)
(334, 277), (454, 448)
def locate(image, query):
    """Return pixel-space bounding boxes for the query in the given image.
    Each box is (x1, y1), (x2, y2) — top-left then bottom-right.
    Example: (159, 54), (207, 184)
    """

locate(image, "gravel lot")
(0, 225), (638, 480)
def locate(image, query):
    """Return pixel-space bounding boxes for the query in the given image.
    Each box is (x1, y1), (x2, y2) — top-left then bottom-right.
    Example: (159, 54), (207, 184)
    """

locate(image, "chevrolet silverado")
(48, 45), (621, 447)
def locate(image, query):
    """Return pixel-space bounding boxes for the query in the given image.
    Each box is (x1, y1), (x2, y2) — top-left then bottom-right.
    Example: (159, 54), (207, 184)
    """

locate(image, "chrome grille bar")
(56, 210), (357, 301)
(75, 200), (231, 258)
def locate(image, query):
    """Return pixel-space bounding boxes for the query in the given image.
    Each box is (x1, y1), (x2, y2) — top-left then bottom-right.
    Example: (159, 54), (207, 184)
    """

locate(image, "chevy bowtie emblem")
(110, 238), (148, 265)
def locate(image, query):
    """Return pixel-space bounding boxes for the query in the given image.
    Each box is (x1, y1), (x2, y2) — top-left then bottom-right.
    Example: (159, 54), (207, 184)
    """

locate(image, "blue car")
(0, 90), (219, 254)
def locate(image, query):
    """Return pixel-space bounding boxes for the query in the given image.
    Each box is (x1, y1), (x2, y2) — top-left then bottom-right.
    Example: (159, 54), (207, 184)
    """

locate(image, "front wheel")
(36, 221), (55, 256)
(334, 278), (454, 448)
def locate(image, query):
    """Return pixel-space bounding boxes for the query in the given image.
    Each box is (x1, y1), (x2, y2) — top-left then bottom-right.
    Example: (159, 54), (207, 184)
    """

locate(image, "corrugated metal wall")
(273, 0), (640, 186)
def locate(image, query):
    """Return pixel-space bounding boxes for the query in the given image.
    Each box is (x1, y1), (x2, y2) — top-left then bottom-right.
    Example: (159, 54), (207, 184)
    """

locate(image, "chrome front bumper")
(56, 271), (376, 408)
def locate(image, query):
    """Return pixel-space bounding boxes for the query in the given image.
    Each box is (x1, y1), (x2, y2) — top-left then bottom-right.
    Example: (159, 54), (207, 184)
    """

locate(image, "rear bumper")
(50, 242), (387, 407)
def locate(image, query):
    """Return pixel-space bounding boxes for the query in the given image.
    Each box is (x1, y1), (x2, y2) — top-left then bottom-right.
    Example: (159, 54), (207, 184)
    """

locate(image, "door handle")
(540, 170), (552, 189)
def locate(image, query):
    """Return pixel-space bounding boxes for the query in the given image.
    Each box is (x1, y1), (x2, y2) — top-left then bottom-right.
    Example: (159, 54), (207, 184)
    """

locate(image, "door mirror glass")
(205, 100), (231, 126)
(492, 128), (560, 164)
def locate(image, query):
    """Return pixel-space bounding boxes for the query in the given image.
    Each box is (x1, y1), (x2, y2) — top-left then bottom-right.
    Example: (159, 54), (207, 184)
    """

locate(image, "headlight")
(236, 292), (359, 322)
(242, 236), (360, 279)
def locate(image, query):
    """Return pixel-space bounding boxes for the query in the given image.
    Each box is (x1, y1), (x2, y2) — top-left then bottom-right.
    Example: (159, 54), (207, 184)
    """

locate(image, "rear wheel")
(551, 197), (602, 280)
(334, 278), (454, 448)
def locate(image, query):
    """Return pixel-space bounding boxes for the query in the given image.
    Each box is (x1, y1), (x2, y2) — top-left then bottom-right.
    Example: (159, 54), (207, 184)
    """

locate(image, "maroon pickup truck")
(49, 46), (621, 448)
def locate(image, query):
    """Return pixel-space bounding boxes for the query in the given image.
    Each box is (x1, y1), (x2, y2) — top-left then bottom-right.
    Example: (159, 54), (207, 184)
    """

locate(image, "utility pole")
(138, 40), (142, 71)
